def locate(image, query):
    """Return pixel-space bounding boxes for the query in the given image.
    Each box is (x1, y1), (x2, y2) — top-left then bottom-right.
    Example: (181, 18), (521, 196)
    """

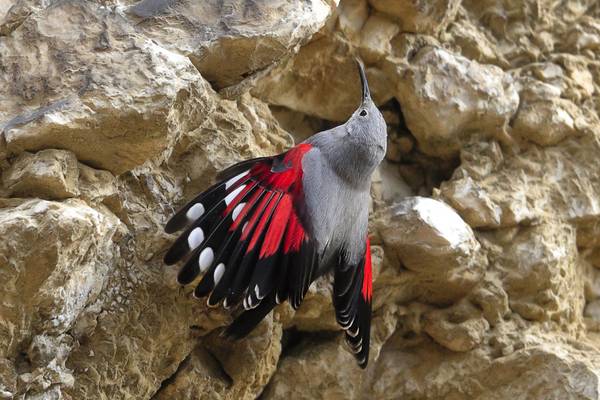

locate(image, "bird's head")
(305, 59), (388, 187)
(344, 59), (387, 164)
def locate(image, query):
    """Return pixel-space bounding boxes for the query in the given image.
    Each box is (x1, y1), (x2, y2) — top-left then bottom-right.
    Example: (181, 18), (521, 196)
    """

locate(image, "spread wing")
(333, 237), (373, 368)
(164, 143), (318, 338)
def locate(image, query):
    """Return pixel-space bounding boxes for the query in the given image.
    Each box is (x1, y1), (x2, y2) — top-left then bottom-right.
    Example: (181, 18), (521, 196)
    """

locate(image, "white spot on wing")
(256, 284), (266, 300)
(225, 171), (249, 189)
(213, 263), (225, 285)
(187, 227), (204, 250)
(224, 185), (245, 206)
(232, 202), (245, 221)
(199, 247), (214, 272)
(247, 295), (258, 309)
(254, 284), (260, 299)
(186, 203), (204, 220)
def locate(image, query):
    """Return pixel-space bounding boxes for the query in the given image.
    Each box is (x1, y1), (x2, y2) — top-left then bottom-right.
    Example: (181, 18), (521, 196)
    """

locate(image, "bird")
(163, 59), (387, 368)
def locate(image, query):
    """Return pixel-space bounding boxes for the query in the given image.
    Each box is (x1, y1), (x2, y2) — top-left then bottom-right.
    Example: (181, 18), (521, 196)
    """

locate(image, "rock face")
(377, 197), (486, 304)
(396, 46), (520, 158)
(2, 0), (600, 399)
(128, 0), (335, 89)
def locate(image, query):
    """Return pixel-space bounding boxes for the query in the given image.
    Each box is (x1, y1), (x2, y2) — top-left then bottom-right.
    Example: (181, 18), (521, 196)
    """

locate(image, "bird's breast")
(301, 149), (370, 266)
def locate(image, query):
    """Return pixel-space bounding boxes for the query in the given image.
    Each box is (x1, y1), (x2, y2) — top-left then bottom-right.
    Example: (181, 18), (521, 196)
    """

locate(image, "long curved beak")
(355, 58), (371, 103)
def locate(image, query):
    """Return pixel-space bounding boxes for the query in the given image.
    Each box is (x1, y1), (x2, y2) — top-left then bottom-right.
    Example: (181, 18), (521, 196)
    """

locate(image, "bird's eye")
(359, 109), (368, 117)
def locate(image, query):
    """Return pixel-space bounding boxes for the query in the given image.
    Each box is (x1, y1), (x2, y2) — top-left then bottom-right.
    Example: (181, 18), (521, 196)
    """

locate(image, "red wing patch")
(361, 238), (373, 302)
(259, 195), (293, 259)
(250, 143), (312, 191)
(283, 210), (306, 254)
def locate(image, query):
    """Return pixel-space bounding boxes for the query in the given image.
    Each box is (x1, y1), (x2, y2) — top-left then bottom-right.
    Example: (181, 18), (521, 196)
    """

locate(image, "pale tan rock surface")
(368, 0), (461, 35)
(2, 149), (80, 199)
(2, 0), (600, 399)
(128, 0), (337, 89)
(0, 1), (199, 174)
(396, 46), (520, 158)
(377, 197), (486, 304)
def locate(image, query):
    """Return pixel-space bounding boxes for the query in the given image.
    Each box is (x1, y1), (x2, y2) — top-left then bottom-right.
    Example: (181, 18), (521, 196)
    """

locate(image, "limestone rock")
(3, 149), (80, 199)
(444, 17), (509, 67)
(263, 336), (363, 400)
(512, 98), (582, 146)
(0, 0), (36, 36)
(337, 0), (369, 41)
(439, 176), (502, 228)
(585, 300), (600, 323)
(20, 334), (75, 399)
(254, 33), (396, 121)
(489, 223), (585, 326)
(470, 278), (510, 326)
(375, 162), (415, 204)
(424, 312), (489, 352)
(440, 135), (600, 228)
(0, 198), (122, 360)
(377, 197), (486, 304)
(77, 164), (118, 204)
(0, 357), (17, 399)
(0, 1), (198, 174)
(289, 277), (339, 332)
(2, 0), (600, 398)
(370, 337), (600, 399)
(436, 139), (506, 228)
(129, 0), (336, 89)
(254, 35), (365, 121)
(368, 0), (461, 35)
(359, 14), (400, 63)
(396, 46), (519, 158)
(154, 317), (282, 400)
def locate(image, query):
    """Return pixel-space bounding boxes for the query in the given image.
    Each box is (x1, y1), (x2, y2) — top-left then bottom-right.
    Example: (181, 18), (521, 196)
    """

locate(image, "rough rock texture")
(396, 46), (520, 158)
(368, 0), (461, 35)
(128, 0), (336, 89)
(2, 0), (600, 399)
(2, 150), (80, 199)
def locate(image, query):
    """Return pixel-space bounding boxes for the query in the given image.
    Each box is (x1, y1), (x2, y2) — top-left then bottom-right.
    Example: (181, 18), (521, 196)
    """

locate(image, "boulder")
(396, 46), (519, 158)
(377, 197), (487, 304)
(3, 149), (80, 199)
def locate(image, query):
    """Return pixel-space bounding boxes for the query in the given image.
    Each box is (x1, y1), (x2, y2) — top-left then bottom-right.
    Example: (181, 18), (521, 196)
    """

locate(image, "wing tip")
(222, 326), (244, 341)
(165, 211), (195, 234)
(164, 220), (180, 235)
(163, 250), (179, 266)
(358, 343), (370, 369)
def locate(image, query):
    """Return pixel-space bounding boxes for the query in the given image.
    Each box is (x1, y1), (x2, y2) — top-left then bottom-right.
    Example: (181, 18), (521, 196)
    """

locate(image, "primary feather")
(163, 59), (386, 368)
